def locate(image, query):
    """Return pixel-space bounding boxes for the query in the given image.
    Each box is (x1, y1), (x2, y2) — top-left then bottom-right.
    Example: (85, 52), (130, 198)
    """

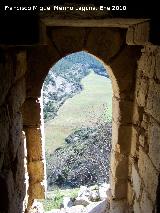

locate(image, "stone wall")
(22, 96), (46, 208)
(0, 18), (160, 213)
(128, 44), (160, 212)
(0, 47), (47, 213)
(0, 49), (28, 213)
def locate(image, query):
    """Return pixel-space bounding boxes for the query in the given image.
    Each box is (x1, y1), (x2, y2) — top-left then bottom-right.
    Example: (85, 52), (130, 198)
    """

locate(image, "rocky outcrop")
(45, 184), (111, 213)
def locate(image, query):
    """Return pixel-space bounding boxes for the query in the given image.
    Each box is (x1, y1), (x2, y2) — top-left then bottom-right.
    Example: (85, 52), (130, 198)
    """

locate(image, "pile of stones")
(46, 183), (111, 213)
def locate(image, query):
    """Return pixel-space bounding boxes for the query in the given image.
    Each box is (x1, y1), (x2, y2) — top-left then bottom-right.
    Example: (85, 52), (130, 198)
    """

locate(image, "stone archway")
(22, 19), (149, 212)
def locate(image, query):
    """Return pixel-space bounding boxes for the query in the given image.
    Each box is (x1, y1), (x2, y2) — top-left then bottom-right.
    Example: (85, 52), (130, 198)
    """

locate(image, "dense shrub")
(46, 122), (112, 190)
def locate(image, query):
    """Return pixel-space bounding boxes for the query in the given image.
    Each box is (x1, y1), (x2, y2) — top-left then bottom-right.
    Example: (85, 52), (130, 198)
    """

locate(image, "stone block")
(139, 134), (145, 147)
(111, 150), (128, 180)
(6, 170), (15, 202)
(8, 77), (26, 115)
(141, 113), (150, 130)
(0, 54), (14, 106)
(28, 161), (44, 184)
(22, 98), (41, 126)
(132, 164), (141, 199)
(15, 51), (27, 81)
(155, 49), (160, 81)
(127, 182), (134, 207)
(9, 112), (23, 160)
(25, 127), (43, 161)
(148, 120), (160, 171)
(109, 45), (138, 99)
(110, 199), (127, 213)
(138, 45), (157, 78)
(86, 28), (124, 63)
(133, 199), (141, 213)
(132, 104), (144, 125)
(136, 77), (148, 107)
(110, 173), (127, 199)
(140, 190), (154, 213)
(51, 27), (85, 56)
(86, 199), (108, 213)
(112, 123), (132, 154)
(29, 182), (45, 199)
(138, 147), (158, 203)
(146, 80), (160, 123)
(130, 127), (138, 157)
(112, 97), (133, 125)
(14, 137), (27, 191)
(126, 22), (149, 45)
(0, 107), (9, 170)
(0, 111), (9, 146)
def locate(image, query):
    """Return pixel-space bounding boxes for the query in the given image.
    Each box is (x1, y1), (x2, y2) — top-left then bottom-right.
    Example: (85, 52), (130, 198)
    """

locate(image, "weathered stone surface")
(28, 161), (44, 183)
(0, 54), (13, 106)
(132, 164), (141, 199)
(27, 45), (60, 98)
(86, 28), (125, 63)
(15, 51), (27, 81)
(112, 97), (133, 124)
(146, 80), (160, 123)
(136, 78), (148, 107)
(51, 27), (85, 56)
(25, 127), (43, 161)
(138, 45), (157, 78)
(133, 199), (141, 213)
(139, 134), (145, 148)
(112, 124), (132, 154)
(63, 197), (74, 208)
(99, 183), (111, 201)
(87, 199), (108, 213)
(110, 199), (127, 213)
(9, 112), (23, 160)
(6, 170), (15, 203)
(111, 173), (127, 199)
(140, 190), (154, 213)
(8, 77), (26, 115)
(0, 108), (9, 170)
(148, 120), (160, 171)
(155, 49), (160, 81)
(127, 182), (134, 207)
(0, 21), (160, 213)
(141, 113), (150, 130)
(29, 182), (45, 199)
(130, 127), (138, 157)
(138, 147), (158, 203)
(133, 104), (144, 125)
(22, 98), (41, 126)
(111, 151), (128, 180)
(126, 22), (149, 45)
(74, 198), (90, 207)
(28, 200), (44, 213)
(109, 45), (139, 99)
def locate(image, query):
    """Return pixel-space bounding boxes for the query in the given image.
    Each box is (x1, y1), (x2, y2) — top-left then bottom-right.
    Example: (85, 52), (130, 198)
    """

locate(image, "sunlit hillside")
(45, 70), (112, 153)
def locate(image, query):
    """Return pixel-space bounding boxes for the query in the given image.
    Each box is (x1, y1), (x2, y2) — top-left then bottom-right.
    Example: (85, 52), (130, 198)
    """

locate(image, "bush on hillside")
(46, 121), (112, 190)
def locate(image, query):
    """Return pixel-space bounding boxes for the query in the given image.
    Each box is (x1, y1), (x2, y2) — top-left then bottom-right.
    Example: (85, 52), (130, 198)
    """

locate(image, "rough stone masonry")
(0, 10), (160, 213)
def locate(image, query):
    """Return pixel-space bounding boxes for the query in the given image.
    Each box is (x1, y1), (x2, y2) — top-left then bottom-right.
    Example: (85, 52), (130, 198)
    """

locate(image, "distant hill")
(43, 51), (112, 190)
(43, 51), (109, 122)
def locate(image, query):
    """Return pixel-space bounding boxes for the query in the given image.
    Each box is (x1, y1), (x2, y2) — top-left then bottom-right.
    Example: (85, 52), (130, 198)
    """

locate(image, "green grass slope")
(44, 70), (112, 153)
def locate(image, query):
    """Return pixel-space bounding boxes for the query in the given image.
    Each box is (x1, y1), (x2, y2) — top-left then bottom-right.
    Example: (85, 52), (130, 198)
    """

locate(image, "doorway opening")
(41, 51), (112, 212)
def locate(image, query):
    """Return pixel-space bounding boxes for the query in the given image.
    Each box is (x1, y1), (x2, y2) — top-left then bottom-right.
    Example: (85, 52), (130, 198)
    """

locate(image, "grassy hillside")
(44, 70), (112, 153)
